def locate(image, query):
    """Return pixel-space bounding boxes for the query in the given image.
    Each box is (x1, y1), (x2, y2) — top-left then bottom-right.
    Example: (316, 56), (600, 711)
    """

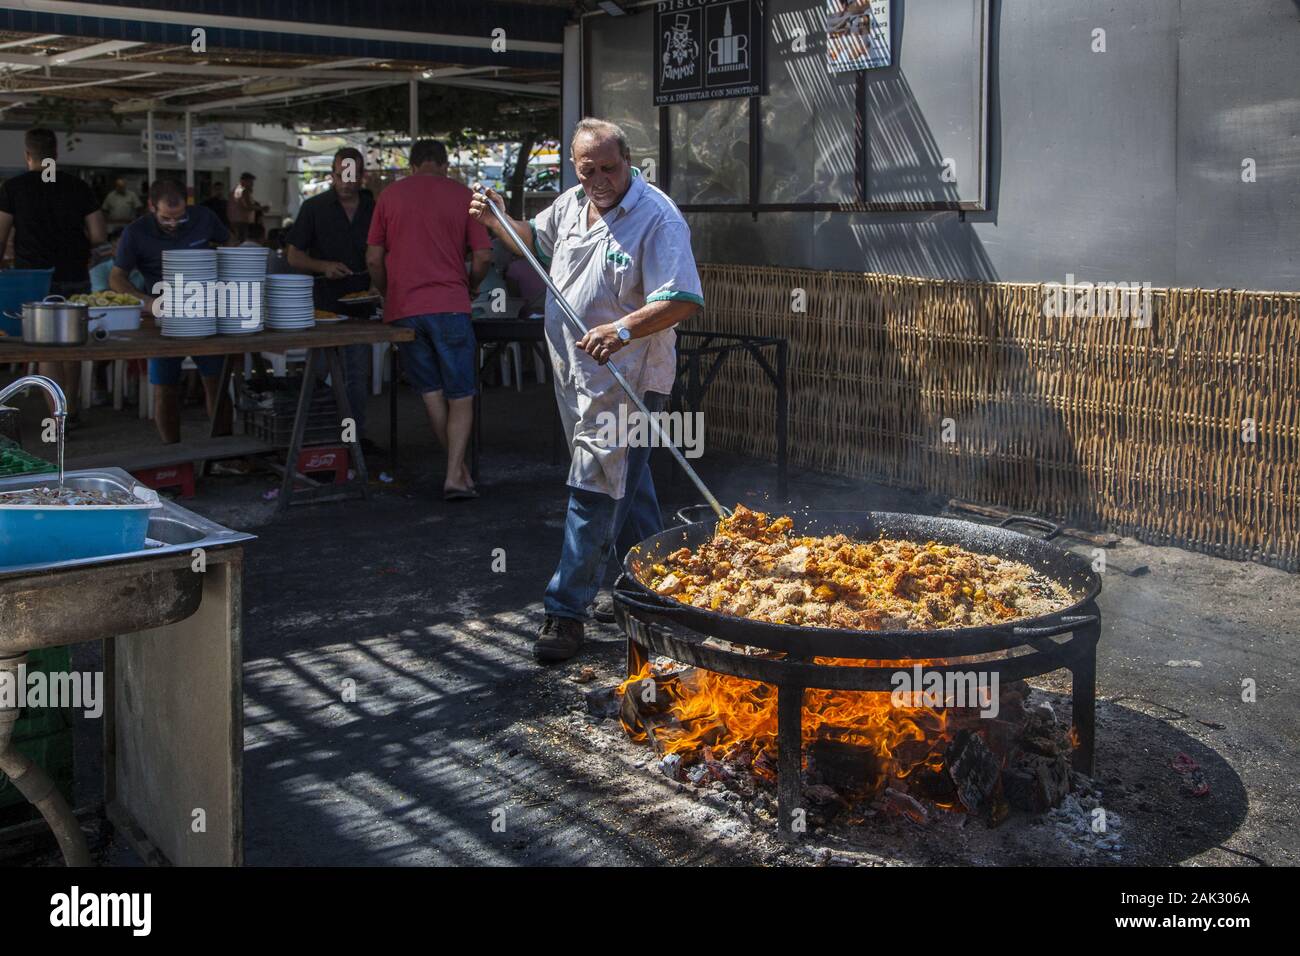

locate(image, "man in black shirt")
(0, 127), (107, 420)
(286, 147), (376, 439)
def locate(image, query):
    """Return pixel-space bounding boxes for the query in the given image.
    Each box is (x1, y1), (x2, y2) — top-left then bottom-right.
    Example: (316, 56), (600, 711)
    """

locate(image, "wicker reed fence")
(695, 263), (1300, 571)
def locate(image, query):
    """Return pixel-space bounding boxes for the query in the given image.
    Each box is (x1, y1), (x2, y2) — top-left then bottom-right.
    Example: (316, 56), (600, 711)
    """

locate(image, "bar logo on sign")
(654, 0), (766, 106)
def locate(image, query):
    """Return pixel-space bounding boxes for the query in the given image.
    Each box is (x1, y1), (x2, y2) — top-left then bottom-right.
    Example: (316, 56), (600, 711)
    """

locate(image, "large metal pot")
(15, 296), (89, 345)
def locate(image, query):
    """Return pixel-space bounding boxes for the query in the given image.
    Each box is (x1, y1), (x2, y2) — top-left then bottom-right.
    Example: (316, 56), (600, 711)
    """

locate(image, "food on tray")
(339, 290), (376, 301)
(0, 486), (140, 506)
(314, 309), (340, 319)
(68, 292), (142, 307)
(641, 505), (1073, 630)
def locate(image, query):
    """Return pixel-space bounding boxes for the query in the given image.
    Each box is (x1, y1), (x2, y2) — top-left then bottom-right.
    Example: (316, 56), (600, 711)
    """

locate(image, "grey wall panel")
(684, 211), (814, 267)
(865, 0), (985, 206)
(1174, 0), (1300, 290)
(968, 0), (1181, 286)
(814, 211), (998, 279)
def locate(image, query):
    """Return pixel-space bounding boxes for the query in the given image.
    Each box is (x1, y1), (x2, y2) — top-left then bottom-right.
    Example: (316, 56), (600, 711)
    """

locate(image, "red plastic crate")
(132, 462), (195, 498)
(295, 445), (350, 484)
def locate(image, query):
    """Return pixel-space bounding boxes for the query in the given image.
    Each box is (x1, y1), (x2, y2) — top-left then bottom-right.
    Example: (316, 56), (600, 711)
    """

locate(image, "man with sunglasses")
(110, 178), (232, 444)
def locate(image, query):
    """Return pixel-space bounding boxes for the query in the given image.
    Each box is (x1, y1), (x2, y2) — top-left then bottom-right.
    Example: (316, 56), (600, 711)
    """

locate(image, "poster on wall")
(653, 0), (766, 106)
(826, 0), (891, 72)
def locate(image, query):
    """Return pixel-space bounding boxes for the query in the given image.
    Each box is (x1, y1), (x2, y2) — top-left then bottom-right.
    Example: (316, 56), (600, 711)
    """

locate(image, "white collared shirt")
(530, 169), (704, 399)
(529, 169), (705, 498)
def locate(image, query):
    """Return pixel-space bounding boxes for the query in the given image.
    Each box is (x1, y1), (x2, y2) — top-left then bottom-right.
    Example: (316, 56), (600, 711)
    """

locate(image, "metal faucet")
(0, 375), (68, 420)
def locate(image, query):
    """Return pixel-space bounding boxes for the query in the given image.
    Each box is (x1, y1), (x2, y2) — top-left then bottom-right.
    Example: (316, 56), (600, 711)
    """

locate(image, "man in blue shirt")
(111, 179), (232, 444)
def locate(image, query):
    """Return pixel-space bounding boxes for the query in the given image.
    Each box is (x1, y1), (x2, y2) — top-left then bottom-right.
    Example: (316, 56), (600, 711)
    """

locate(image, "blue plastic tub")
(0, 484), (161, 570)
(0, 269), (55, 336)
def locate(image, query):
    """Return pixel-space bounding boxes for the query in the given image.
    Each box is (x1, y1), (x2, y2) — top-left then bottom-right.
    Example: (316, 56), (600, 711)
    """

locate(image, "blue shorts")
(149, 355), (226, 386)
(394, 312), (477, 399)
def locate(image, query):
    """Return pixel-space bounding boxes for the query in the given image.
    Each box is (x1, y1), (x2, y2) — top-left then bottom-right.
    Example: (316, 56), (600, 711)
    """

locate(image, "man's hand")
(468, 187), (504, 226)
(322, 261), (352, 280)
(577, 323), (626, 366)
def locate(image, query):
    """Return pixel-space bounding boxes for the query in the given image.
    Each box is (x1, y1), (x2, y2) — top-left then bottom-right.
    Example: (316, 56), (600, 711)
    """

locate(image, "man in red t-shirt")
(366, 140), (491, 499)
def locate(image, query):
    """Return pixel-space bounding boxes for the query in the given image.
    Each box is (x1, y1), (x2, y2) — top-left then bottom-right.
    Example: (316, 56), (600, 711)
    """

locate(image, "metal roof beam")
(0, 51), (406, 82)
(0, 33), (60, 50)
(422, 76), (559, 98)
(48, 39), (142, 64)
(3, 1), (564, 54)
(183, 77), (409, 113)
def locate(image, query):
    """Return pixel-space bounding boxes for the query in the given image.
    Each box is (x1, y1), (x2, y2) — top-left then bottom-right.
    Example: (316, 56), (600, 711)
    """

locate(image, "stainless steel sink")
(0, 468), (255, 653)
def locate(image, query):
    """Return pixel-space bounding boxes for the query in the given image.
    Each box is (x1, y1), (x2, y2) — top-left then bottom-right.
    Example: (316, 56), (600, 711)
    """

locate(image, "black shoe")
(590, 591), (616, 624)
(534, 615), (584, 664)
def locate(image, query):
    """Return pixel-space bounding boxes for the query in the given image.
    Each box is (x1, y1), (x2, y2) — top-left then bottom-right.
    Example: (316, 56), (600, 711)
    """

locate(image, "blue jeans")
(342, 343), (370, 435)
(544, 393), (666, 621)
(149, 354), (225, 386)
(392, 312), (477, 399)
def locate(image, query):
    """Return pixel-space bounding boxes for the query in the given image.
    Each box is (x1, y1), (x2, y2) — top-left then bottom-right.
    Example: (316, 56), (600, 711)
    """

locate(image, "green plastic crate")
(0, 646), (76, 817)
(0, 435), (54, 478)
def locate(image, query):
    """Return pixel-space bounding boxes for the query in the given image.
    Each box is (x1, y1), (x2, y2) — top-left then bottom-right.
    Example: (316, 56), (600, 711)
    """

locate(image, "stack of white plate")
(159, 249), (217, 337)
(265, 274), (316, 330)
(216, 246), (269, 335)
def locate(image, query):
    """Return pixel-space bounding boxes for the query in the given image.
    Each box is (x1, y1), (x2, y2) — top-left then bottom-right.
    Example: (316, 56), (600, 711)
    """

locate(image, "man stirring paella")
(470, 117), (704, 663)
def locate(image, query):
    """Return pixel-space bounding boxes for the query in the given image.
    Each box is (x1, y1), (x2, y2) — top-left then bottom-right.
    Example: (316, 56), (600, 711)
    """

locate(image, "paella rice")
(641, 505), (1073, 630)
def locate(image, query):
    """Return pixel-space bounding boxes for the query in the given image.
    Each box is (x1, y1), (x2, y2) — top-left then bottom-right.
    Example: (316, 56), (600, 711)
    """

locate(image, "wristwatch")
(614, 321), (632, 343)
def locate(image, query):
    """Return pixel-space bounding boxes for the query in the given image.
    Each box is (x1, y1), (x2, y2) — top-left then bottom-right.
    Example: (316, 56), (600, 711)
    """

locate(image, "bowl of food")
(68, 291), (144, 334)
(0, 480), (161, 569)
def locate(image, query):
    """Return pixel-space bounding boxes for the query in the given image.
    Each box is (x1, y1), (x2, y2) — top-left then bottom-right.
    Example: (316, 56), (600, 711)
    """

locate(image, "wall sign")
(654, 0), (766, 106)
(191, 124), (228, 161)
(139, 125), (227, 161)
(140, 128), (179, 157)
(826, 0), (891, 72)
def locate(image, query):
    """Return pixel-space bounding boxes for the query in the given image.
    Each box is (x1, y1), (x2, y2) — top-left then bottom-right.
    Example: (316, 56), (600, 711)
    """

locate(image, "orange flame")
(619, 657), (953, 793)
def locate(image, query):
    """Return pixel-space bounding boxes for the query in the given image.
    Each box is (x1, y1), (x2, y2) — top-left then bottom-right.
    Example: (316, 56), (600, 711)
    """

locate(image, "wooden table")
(0, 321), (414, 512)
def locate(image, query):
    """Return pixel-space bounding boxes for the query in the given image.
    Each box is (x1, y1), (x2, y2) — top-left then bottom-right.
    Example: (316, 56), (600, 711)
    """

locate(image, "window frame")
(581, 0), (990, 215)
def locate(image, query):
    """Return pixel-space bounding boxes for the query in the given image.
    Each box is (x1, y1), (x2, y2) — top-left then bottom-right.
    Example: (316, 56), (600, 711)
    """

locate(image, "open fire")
(612, 505), (1101, 835)
(616, 657), (1078, 828)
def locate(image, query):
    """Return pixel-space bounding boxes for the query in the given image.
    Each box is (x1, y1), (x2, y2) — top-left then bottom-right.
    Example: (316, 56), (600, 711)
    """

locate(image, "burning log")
(809, 738), (880, 793)
(909, 762), (958, 804)
(945, 730), (1008, 825)
(882, 787), (931, 825)
(620, 674), (681, 756)
(1002, 753), (1071, 814)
